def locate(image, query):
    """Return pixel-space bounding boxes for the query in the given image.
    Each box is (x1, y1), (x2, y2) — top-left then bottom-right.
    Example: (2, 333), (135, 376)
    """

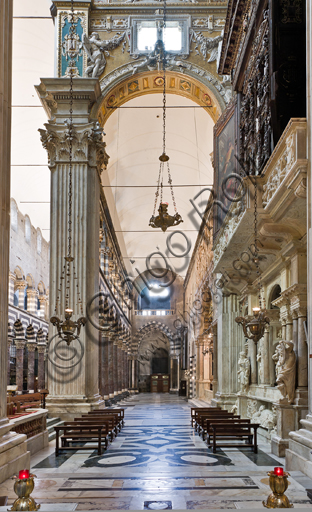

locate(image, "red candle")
(274, 467), (284, 476)
(18, 470), (30, 480)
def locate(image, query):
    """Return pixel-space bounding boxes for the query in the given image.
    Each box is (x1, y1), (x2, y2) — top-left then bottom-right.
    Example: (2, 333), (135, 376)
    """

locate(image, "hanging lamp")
(235, 177), (270, 344)
(50, 0), (87, 346)
(149, 0), (183, 232)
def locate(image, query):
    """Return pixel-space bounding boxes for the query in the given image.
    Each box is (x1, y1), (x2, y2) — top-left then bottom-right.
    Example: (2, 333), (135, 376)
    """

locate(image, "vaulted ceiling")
(103, 93), (215, 278)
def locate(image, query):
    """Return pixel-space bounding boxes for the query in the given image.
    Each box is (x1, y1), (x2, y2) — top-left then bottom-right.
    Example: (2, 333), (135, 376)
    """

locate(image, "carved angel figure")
(82, 32), (125, 78)
(272, 340), (296, 404)
(190, 30), (223, 62)
(237, 345), (250, 393)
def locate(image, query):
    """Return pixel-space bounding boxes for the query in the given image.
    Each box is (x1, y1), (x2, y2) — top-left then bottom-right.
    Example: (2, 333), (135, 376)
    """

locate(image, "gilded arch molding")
(94, 70), (226, 125)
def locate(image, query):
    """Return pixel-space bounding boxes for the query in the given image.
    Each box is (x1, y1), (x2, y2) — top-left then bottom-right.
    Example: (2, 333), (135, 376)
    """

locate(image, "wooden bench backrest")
(81, 414), (118, 428)
(10, 393), (42, 404)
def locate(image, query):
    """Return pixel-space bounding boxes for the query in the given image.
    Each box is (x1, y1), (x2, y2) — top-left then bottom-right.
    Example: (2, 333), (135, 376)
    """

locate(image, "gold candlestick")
(9, 474), (40, 511)
(263, 470), (293, 508)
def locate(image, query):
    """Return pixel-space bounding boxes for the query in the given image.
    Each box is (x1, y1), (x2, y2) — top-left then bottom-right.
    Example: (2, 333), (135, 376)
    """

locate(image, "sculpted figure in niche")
(256, 338), (264, 384)
(82, 32), (126, 78)
(237, 344), (250, 393)
(272, 340), (296, 404)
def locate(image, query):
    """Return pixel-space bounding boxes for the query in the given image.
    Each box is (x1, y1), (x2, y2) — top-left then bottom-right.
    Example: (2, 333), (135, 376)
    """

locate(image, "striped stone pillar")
(26, 289), (37, 315)
(8, 271), (16, 305)
(108, 335), (114, 402)
(38, 295), (47, 319)
(16, 281), (26, 310)
(113, 340), (118, 398)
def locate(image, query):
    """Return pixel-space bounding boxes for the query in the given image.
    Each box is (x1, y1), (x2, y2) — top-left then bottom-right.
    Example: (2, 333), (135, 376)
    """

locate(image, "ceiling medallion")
(149, 0), (183, 233)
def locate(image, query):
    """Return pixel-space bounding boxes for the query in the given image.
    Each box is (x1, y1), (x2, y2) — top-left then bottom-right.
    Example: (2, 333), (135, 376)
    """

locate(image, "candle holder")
(263, 470), (293, 508)
(9, 473), (40, 511)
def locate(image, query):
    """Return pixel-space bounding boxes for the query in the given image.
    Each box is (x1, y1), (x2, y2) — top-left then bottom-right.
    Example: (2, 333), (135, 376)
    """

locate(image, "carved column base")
(211, 393), (237, 410)
(286, 414), (312, 477)
(46, 396), (105, 421)
(271, 403), (308, 457)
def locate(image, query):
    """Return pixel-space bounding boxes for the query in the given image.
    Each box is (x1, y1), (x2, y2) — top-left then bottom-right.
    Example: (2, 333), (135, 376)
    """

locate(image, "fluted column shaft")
(262, 326), (270, 385)
(248, 339), (257, 385)
(7, 339), (12, 385)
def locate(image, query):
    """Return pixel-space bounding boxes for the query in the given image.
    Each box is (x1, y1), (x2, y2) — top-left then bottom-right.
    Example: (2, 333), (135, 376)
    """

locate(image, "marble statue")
(272, 340), (296, 404)
(82, 32), (126, 77)
(237, 344), (250, 393)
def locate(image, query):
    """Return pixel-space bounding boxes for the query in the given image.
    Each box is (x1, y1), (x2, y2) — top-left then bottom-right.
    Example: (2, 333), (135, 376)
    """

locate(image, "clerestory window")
(131, 16), (190, 55)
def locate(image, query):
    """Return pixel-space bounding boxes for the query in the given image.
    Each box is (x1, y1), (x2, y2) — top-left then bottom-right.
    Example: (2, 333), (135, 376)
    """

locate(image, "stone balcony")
(213, 118), (307, 288)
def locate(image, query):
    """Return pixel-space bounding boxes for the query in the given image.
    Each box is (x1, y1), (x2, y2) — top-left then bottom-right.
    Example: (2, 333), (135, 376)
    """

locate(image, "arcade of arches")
(1, 0), (312, 509)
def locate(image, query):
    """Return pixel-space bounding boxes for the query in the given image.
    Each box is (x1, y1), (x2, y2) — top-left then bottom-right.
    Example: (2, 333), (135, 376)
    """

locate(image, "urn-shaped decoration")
(9, 473), (40, 511)
(263, 470), (293, 508)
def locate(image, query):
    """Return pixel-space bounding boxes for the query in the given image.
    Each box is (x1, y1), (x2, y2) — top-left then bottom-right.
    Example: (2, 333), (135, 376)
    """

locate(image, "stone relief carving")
(251, 405), (277, 431)
(38, 121), (109, 173)
(230, 400), (238, 414)
(247, 399), (257, 418)
(237, 344), (250, 393)
(91, 17), (129, 31)
(213, 199), (245, 266)
(82, 32), (127, 77)
(272, 340), (296, 404)
(262, 132), (296, 207)
(190, 30), (223, 62)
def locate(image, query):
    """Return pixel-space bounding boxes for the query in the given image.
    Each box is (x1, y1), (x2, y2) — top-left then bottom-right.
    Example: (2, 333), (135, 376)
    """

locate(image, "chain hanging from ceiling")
(149, 0), (183, 233)
(50, 0), (87, 346)
(235, 177), (270, 344)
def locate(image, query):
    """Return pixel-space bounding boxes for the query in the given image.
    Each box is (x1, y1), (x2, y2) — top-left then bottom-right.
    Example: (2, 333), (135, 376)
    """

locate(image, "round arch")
(133, 320), (175, 351)
(93, 70), (226, 126)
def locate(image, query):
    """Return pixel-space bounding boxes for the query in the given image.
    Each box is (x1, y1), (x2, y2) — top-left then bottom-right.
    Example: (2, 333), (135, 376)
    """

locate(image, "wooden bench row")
(55, 408), (124, 456)
(191, 406), (259, 453)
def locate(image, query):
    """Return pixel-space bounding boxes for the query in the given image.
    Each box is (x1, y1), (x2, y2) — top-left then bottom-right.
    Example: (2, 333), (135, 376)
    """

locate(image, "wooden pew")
(191, 407), (220, 427)
(54, 422), (110, 456)
(205, 418), (251, 444)
(86, 409), (124, 430)
(210, 422), (259, 453)
(194, 409), (232, 433)
(79, 415), (118, 441)
(199, 413), (241, 439)
(85, 412), (121, 434)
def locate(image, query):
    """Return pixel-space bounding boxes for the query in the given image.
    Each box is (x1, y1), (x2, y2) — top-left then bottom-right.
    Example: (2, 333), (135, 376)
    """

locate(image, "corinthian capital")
(39, 120), (109, 174)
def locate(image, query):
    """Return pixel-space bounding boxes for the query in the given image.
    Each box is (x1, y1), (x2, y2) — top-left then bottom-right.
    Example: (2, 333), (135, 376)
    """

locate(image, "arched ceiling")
(102, 92), (214, 278)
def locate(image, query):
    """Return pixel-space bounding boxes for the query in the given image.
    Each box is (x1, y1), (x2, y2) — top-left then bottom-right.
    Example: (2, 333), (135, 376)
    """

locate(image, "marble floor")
(1, 394), (312, 510)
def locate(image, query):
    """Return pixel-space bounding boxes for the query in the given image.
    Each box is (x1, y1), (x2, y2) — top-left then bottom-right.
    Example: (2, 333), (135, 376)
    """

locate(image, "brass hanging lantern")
(149, 0), (183, 232)
(235, 178), (270, 343)
(50, 0), (86, 345)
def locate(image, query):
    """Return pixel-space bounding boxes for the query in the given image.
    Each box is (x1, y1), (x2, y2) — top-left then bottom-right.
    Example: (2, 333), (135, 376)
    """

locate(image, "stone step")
(47, 418), (64, 442)
(289, 429), (312, 450)
(300, 419), (312, 433)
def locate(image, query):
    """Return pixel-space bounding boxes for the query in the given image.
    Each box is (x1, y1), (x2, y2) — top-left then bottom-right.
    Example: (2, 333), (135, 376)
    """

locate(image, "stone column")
(262, 326), (270, 385)
(285, 312), (293, 342)
(36, 78), (109, 419)
(15, 340), (26, 393)
(8, 272), (16, 305)
(248, 339), (257, 385)
(108, 335), (114, 401)
(26, 342), (37, 392)
(113, 341), (118, 398)
(38, 296), (47, 319)
(7, 338), (13, 385)
(100, 335), (109, 403)
(0, 1), (29, 481)
(37, 343), (46, 390)
(16, 281), (26, 310)
(297, 308), (308, 388)
(26, 289), (37, 315)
